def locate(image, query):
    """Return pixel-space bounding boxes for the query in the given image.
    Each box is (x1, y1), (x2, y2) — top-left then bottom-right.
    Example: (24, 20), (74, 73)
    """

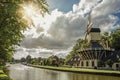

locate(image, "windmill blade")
(84, 24), (90, 39)
(88, 13), (91, 24)
(84, 12), (92, 34)
(84, 23), (93, 34)
(85, 33), (87, 39)
(84, 10), (93, 39)
(87, 23), (93, 33)
(87, 11), (92, 25)
(84, 25), (89, 33)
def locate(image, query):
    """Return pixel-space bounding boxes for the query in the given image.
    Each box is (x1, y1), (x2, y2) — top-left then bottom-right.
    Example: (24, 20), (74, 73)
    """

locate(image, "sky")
(14, 0), (120, 59)
(46, 0), (79, 12)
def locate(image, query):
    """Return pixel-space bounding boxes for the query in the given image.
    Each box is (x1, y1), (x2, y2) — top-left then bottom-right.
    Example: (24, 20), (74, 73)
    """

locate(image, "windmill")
(85, 11), (93, 39)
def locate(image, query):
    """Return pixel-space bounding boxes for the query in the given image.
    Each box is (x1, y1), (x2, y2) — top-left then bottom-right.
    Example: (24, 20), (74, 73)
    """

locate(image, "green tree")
(65, 38), (88, 64)
(0, 0), (48, 65)
(26, 55), (32, 63)
(101, 32), (110, 49)
(106, 59), (113, 67)
(21, 57), (26, 62)
(110, 28), (120, 50)
(31, 58), (39, 65)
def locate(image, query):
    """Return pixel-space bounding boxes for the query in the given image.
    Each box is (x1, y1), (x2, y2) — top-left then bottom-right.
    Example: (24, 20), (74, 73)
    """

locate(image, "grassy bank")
(28, 64), (120, 76)
(0, 69), (11, 80)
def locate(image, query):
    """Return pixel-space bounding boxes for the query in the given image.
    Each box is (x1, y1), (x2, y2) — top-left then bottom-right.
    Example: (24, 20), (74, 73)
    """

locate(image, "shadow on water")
(9, 64), (120, 80)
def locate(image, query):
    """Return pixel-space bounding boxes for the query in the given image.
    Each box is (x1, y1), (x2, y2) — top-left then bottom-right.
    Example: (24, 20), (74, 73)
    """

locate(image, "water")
(9, 64), (120, 80)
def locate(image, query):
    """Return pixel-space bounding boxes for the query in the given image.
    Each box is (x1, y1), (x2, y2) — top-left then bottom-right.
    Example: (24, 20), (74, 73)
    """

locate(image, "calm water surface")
(9, 64), (120, 80)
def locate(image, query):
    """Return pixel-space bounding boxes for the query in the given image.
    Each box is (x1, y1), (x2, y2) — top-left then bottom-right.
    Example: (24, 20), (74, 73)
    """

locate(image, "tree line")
(20, 55), (65, 67)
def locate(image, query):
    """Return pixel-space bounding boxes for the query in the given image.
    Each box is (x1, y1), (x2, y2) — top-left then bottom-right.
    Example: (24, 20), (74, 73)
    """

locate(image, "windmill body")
(85, 13), (101, 44)
(69, 12), (119, 70)
(88, 28), (101, 43)
(70, 12), (118, 69)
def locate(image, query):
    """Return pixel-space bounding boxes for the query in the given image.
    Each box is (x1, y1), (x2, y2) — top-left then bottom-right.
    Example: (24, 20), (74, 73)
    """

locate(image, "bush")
(0, 67), (12, 80)
(0, 74), (12, 80)
(0, 77), (12, 80)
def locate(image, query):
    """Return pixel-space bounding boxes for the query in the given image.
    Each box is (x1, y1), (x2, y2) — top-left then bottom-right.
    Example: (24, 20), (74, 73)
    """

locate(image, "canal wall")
(28, 64), (120, 77)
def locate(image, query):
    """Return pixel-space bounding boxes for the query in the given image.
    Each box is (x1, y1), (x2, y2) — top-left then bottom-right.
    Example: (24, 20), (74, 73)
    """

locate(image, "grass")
(28, 64), (120, 76)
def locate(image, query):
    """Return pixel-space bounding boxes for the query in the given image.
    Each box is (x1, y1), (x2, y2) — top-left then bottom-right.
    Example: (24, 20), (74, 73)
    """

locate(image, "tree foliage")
(26, 55), (32, 63)
(0, 0), (48, 65)
(100, 28), (120, 50)
(65, 38), (88, 64)
(110, 28), (120, 50)
(21, 57), (26, 62)
(100, 32), (110, 49)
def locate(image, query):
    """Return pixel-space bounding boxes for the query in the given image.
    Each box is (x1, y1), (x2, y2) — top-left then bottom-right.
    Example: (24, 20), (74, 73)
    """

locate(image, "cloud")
(15, 0), (120, 59)
(73, 0), (103, 16)
(21, 9), (87, 50)
(14, 46), (54, 59)
(93, 0), (120, 17)
(14, 47), (29, 59)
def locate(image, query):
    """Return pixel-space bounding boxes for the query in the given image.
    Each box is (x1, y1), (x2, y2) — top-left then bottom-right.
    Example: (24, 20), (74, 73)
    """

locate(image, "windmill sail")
(85, 11), (93, 39)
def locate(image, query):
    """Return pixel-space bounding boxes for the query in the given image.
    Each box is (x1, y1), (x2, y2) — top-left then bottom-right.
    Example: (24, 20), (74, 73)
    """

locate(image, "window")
(92, 61), (94, 67)
(81, 61), (84, 66)
(86, 61), (89, 66)
(74, 58), (76, 61)
(116, 64), (119, 68)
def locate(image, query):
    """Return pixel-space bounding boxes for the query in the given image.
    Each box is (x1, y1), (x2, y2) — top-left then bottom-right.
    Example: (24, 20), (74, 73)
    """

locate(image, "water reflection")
(9, 64), (120, 80)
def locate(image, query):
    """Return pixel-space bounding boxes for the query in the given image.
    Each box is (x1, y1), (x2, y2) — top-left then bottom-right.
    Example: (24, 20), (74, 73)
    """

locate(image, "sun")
(21, 3), (40, 25)
(21, 3), (49, 31)
(23, 4), (36, 18)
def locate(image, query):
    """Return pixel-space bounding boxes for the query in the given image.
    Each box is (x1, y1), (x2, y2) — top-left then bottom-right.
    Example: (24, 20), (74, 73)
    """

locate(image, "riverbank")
(28, 64), (120, 77)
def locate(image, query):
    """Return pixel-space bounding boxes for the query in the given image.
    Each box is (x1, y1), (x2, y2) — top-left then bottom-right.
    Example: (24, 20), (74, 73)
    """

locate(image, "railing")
(78, 48), (115, 51)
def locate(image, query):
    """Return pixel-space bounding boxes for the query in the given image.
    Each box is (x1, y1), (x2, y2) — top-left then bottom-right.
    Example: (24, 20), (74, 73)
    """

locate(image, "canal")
(9, 64), (120, 80)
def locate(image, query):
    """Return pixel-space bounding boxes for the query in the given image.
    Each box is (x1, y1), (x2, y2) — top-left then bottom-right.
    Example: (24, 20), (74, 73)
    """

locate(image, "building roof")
(87, 40), (104, 49)
(90, 28), (101, 32)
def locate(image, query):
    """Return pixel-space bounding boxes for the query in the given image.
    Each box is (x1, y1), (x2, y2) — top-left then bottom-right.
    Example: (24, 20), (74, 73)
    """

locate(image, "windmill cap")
(90, 28), (101, 32)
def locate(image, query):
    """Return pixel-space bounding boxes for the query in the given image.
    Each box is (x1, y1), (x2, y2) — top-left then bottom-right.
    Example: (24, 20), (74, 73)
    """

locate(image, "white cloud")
(73, 0), (103, 16)
(14, 0), (120, 59)
(14, 46), (54, 59)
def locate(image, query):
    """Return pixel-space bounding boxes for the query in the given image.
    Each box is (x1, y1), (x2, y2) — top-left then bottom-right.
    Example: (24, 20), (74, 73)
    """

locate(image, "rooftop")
(90, 28), (101, 32)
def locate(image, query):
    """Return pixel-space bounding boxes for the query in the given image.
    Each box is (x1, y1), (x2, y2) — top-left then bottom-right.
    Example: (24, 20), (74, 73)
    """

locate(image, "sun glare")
(23, 4), (36, 17)
(21, 3), (41, 25)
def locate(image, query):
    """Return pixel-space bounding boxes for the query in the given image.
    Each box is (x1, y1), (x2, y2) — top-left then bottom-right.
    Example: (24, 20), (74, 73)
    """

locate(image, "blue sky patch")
(47, 0), (79, 12)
